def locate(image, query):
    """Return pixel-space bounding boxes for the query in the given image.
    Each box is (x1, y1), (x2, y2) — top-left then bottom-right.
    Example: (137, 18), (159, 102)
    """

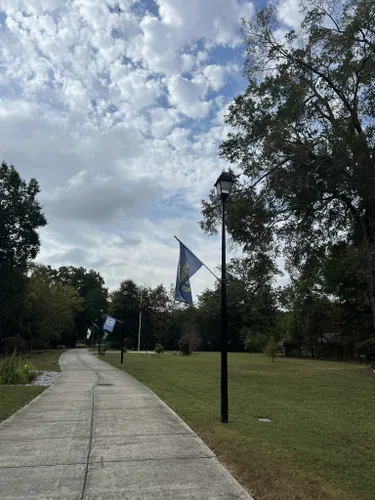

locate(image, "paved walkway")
(0, 349), (253, 500)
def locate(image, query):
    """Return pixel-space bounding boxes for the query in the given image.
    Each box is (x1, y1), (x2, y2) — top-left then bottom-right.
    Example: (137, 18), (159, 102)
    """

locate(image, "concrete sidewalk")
(0, 349), (253, 500)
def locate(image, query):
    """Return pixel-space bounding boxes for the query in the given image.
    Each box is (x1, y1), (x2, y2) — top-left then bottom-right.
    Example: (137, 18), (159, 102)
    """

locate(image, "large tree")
(0, 162), (47, 338)
(21, 264), (83, 349)
(201, 0), (375, 334)
(56, 266), (108, 339)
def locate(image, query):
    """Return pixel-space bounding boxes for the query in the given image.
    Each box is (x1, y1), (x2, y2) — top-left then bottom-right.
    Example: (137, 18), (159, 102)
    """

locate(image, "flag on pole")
(86, 328), (92, 339)
(103, 315), (117, 332)
(175, 240), (203, 306)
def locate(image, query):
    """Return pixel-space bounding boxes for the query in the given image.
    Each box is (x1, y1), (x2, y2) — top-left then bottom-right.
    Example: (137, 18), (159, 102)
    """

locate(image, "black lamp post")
(97, 309), (104, 355)
(121, 291), (127, 364)
(214, 171), (235, 424)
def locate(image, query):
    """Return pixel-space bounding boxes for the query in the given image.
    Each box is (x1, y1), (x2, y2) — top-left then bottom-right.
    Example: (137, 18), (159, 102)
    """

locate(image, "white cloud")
(166, 74), (211, 118)
(203, 65), (227, 92)
(0, 0), (255, 296)
(277, 0), (303, 28)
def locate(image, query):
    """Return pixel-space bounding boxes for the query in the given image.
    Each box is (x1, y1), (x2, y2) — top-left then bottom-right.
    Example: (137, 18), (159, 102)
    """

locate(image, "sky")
(0, 0), (301, 298)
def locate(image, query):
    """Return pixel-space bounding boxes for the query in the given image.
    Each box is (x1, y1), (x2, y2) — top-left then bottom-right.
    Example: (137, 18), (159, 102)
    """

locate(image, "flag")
(86, 328), (91, 339)
(175, 240), (203, 306)
(103, 315), (117, 332)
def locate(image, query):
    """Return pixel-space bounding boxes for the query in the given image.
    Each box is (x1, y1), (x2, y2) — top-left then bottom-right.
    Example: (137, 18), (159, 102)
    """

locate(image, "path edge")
(94, 351), (255, 500)
(0, 350), (66, 428)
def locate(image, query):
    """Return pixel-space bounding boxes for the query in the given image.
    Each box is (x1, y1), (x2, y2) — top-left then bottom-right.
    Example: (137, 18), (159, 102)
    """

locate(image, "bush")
(0, 354), (36, 384)
(154, 344), (164, 357)
(22, 363), (37, 382)
(179, 337), (191, 355)
(241, 328), (268, 353)
(355, 338), (375, 361)
(264, 336), (278, 362)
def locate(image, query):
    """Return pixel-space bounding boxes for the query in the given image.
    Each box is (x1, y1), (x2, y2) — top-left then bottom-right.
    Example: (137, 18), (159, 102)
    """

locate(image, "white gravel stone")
(28, 371), (61, 387)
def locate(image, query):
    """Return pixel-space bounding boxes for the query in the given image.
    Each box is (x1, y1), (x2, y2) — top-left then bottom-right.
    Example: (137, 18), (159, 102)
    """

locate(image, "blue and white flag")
(175, 240), (203, 306)
(103, 315), (117, 332)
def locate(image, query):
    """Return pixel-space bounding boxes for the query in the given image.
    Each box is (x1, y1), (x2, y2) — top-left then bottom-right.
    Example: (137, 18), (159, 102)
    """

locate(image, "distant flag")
(175, 239), (203, 306)
(103, 315), (117, 332)
(86, 328), (92, 339)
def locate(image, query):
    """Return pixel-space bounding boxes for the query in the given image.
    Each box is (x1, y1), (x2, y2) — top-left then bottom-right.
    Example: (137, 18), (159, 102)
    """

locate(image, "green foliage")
(22, 264), (84, 349)
(264, 337), (278, 362)
(179, 337), (191, 355)
(0, 354), (36, 385)
(0, 334), (26, 355)
(108, 280), (177, 351)
(355, 338), (375, 360)
(241, 327), (268, 353)
(154, 343), (164, 356)
(56, 266), (108, 342)
(200, 0), (375, 345)
(197, 256), (279, 352)
(0, 162), (47, 341)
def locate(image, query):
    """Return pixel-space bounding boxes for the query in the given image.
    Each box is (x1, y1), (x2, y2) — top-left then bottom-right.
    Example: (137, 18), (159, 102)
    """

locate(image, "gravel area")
(28, 371), (61, 387)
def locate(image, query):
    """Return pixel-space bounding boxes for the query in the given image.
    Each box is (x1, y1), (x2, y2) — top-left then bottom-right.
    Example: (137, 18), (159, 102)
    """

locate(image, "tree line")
(1, 0), (375, 360)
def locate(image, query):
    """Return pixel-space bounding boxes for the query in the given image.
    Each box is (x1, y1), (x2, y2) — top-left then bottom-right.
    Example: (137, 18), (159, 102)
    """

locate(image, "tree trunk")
(369, 273), (375, 335)
(363, 204), (375, 335)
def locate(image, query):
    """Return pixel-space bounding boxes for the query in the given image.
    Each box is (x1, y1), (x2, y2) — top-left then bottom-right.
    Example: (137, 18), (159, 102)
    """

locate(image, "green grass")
(0, 350), (63, 422)
(104, 352), (375, 500)
(21, 349), (64, 372)
(0, 386), (44, 422)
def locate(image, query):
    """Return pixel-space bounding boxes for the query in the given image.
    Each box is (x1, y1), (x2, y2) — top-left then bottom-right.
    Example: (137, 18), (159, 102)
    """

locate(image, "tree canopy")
(201, 0), (375, 352)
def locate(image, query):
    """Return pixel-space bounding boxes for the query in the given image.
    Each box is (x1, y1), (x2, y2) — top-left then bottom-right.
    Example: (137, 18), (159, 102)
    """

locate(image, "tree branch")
(250, 158), (290, 189)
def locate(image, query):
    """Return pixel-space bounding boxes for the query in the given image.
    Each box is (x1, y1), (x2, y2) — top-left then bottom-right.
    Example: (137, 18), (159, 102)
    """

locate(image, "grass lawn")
(21, 349), (64, 372)
(104, 352), (375, 500)
(0, 350), (64, 423)
(0, 386), (44, 423)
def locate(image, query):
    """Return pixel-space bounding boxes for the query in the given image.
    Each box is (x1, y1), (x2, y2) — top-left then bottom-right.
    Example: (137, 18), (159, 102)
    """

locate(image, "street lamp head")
(215, 171), (234, 200)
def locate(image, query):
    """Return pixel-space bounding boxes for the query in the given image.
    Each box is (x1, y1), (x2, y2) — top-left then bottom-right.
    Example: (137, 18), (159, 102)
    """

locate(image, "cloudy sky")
(0, 0), (299, 297)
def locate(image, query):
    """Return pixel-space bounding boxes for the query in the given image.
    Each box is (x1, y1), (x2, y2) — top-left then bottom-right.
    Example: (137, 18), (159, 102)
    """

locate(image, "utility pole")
(137, 290), (143, 351)
(121, 291), (127, 364)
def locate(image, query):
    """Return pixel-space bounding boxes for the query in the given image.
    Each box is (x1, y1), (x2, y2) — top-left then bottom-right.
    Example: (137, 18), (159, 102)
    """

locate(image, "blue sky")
(0, 0), (299, 296)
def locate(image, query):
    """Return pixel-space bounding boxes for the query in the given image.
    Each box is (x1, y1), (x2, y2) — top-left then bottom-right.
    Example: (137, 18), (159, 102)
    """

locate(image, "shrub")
(264, 336), (278, 362)
(0, 354), (37, 384)
(179, 337), (191, 355)
(0, 334), (26, 356)
(355, 338), (375, 361)
(154, 344), (164, 357)
(241, 327), (268, 353)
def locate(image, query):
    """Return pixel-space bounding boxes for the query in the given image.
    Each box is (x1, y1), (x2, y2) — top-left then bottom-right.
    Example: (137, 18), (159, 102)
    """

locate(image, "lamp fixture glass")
(215, 171), (234, 198)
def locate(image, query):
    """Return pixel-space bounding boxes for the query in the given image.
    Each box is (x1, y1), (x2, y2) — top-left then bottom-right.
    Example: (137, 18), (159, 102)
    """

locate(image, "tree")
(0, 163), (46, 339)
(180, 316), (202, 354)
(179, 337), (191, 355)
(197, 255), (279, 352)
(108, 281), (175, 350)
(201, 0), (375, 336)
(22, 265), (83, 348)
(56, 266), (107, 339)
(265, 336), (278, 362)
(241, 327), (268, 353)
(154, 343), (164, 356)
(148, 284), (174, 347)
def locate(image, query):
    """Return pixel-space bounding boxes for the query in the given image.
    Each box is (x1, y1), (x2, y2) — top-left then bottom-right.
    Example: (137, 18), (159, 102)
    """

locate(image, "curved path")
(0, 349), (253, 500)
